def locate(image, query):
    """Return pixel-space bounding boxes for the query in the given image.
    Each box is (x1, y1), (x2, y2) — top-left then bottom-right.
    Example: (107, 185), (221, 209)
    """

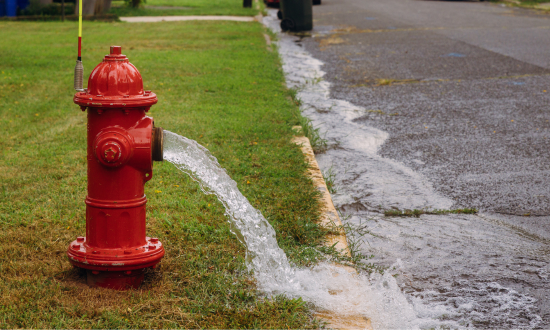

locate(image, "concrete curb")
(292, 131), (372, 330)
(292, 135), (350, 255)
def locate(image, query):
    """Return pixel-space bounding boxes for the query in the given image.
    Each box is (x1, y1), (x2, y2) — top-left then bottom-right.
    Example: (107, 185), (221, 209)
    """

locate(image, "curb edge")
(292, 132), (373, 330)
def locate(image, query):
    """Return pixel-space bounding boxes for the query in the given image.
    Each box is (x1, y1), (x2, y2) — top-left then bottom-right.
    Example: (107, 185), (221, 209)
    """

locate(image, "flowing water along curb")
(265, 4), (547, 328)
(262, 9), (470, 330)
(292, 132), (373, 330)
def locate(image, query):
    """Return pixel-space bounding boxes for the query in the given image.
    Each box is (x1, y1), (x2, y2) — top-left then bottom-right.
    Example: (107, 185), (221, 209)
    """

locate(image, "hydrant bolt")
(102, 142), (121, 163)
(93, 130), (132, 168)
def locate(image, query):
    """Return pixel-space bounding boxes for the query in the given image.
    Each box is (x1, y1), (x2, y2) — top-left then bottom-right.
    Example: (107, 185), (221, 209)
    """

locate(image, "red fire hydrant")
(67, 46), (165, 290)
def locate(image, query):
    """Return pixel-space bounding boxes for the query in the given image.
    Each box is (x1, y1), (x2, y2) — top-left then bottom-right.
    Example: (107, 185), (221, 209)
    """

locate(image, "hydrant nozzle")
(152, 126), (164, 162)
(67, 46), (165, 290)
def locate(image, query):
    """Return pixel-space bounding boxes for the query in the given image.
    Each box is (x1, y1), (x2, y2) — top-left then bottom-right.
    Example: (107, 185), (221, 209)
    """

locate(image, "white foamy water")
(163, 131), (454, 329)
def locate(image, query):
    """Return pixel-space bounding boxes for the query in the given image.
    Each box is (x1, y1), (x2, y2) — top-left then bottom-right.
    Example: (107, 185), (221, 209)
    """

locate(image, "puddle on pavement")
(264, 9), (547, 329)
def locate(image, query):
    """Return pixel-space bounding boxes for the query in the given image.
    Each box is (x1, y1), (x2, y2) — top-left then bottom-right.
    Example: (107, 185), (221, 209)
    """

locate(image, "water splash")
(163, 131), (460, 329)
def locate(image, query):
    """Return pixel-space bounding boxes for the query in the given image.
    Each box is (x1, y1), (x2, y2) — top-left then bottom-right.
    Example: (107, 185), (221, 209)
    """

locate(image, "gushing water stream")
(163, 131), (442, 329)
(163, 131), (292, 287)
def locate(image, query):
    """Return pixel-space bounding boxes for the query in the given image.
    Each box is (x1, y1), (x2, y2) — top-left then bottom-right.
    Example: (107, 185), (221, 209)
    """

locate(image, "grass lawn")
(490, 0), (550, 10)
(516, 0), (550, 3)
(109, 0), (260, 17)
(0, 19), (329, 328)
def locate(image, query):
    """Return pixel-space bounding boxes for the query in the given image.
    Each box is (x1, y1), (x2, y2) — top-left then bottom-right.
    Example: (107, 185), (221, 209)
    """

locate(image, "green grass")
(516, 0), (549, 3)
(384, 208), (478, 218)
(287, 89), (328, 154)
(322, 166), (336, 194)
(298, 116), (327, 154)
(109, 0), (260, 17)
(0, 20), (329, 328)
(490, 0), (550, 10)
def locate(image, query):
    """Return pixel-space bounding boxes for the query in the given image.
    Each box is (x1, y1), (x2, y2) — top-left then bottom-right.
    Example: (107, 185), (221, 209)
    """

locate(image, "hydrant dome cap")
(73, 46), (157, 109)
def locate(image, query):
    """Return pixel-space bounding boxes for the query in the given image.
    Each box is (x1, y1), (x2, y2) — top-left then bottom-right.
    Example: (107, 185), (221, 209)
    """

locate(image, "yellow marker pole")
(74, 0), (84, 91)
(78, 0), (82, 44)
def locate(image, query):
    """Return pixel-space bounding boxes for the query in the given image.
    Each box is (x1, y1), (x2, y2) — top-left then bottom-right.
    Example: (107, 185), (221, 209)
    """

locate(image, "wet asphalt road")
(303, 0), (550, 218)
(290, 0), (550, 326)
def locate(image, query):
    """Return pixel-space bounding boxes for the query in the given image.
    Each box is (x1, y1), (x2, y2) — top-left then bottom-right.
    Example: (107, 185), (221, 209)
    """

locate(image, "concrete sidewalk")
(120, 15), (256, 22)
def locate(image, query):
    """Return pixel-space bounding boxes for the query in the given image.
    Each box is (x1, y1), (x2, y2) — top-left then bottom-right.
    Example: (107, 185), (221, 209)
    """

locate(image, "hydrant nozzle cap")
(110, 46), (122, 55)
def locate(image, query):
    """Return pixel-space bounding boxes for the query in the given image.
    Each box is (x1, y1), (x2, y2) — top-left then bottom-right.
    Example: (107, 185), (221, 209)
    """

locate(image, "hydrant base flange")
(67, 236), (165, 272)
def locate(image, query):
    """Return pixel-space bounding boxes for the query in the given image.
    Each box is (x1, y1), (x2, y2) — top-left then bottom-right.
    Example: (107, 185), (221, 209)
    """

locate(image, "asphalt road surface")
(290, 0), (550, 327)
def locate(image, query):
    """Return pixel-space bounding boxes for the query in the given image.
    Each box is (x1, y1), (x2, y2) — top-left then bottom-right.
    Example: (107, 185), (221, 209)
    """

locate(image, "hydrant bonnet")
(74, 46), (157, 109)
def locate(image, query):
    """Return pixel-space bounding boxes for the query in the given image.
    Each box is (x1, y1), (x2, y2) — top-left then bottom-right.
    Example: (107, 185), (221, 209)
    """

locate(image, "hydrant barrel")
(67, 46), (165, 290)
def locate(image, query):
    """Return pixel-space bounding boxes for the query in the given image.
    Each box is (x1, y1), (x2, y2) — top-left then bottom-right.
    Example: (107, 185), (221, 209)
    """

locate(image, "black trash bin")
(279, 0), (312, 32)
(277, 0), (285, 20)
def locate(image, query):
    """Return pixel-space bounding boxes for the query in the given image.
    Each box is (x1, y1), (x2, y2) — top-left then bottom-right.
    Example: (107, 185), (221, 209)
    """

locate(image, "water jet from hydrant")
(163, 130), (454, 330)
